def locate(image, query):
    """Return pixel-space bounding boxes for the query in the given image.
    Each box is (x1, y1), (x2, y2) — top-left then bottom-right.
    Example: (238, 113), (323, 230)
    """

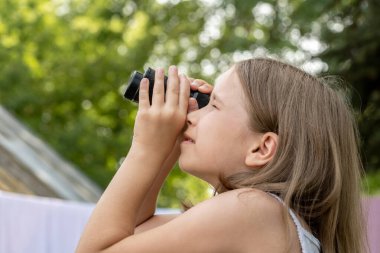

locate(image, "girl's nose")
(186, 108), (200, 126)
(186, 112), (195, 126)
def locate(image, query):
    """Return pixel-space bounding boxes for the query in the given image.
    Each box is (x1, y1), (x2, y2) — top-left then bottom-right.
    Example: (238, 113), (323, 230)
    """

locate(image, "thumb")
(188, 97), (199, 112)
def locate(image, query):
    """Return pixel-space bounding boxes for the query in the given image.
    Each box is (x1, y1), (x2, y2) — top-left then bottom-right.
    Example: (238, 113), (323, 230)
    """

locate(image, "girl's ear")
(245, 132), (278, 169)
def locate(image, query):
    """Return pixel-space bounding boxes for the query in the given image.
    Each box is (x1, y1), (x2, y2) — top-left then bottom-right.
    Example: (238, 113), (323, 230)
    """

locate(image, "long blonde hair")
(220, 58), (368, 253)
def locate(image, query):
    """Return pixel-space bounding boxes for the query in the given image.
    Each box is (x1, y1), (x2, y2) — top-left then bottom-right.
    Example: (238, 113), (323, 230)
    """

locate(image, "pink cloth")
(364, 196), (380, 253)
(0, 190), (178, 253)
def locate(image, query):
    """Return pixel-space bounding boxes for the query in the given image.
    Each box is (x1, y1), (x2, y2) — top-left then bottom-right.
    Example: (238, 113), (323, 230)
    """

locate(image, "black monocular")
(123, 67), (210, 108)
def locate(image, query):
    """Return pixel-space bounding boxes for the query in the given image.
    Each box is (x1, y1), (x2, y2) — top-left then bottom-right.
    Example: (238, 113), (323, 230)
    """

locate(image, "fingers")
(187, 97), (198, 113)
(149, 68), (208, 114)
(166, 65), (180, 106)
(152, 68), (165, 106)
(179, 74), (190, 113)
(190, 79), (213, 94)
(138, 78), (150, 109)
(198, 84), (213, 94)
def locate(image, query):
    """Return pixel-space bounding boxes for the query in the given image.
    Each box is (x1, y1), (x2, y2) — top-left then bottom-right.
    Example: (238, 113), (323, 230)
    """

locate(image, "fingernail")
(190, 98), (198, 109)
(191, 81), (200, 87)
(157, 68), (164, 76)
(199, 85), (210, 90)
(170, 65), (177, 72)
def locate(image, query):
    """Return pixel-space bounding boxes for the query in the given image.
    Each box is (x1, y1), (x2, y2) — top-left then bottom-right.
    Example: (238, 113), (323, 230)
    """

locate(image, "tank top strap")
(268, 193), (321, 253)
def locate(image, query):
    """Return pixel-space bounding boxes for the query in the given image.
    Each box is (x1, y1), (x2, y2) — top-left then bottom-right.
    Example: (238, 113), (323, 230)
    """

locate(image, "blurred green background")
(1, 0), (379, 207)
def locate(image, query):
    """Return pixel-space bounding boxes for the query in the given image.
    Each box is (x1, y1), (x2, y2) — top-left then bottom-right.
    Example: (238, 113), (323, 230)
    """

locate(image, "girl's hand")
(131, 66), (190, 158)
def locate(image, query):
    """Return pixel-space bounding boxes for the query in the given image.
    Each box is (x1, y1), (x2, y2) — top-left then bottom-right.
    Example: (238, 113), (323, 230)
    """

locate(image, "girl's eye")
(212, 104), (218, 109)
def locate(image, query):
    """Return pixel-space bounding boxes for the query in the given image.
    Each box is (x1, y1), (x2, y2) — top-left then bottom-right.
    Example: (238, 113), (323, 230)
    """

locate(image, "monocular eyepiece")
(123, 67), (210, 108)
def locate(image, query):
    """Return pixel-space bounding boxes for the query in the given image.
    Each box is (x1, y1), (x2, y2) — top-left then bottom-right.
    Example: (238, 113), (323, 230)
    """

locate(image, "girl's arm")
(76, 67), (217, 252)
(134, 141), (180, 227)
(76, 66), (188, 252)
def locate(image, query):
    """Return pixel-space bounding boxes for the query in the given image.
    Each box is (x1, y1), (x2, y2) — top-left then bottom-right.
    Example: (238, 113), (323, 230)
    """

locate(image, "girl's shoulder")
(182, 188), (297, 252)
(202, 188), (286, 222)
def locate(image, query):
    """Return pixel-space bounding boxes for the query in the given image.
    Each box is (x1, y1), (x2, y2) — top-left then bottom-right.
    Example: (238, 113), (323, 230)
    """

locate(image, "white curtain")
(0, 191), (94, 253)
(0, 190), (179, 253)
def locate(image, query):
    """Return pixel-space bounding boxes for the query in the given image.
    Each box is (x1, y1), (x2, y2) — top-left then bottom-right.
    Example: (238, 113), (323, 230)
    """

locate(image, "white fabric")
(0, 191), (180, 253)
(0, 191), (94, 253)
(269, 193), (320, 253)
(287, 205), (320, 253)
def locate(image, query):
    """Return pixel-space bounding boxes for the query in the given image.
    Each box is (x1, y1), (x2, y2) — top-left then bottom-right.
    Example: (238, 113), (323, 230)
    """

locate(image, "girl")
(76, 58), (368, 253)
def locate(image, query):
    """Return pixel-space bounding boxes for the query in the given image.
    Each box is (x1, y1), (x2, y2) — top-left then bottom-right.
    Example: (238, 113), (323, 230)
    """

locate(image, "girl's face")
(179, 67), (260, 187)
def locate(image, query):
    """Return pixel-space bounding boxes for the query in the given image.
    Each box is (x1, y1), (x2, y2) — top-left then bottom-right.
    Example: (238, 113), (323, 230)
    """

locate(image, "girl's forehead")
(215, 66), (235, 82)
(213, 67), (239, 94)
(212, 67), (246, 109)
(213, 67), (250, 121)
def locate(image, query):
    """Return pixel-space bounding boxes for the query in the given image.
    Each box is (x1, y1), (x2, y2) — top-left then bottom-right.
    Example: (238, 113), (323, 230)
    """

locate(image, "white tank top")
(269, 193), (321, 253)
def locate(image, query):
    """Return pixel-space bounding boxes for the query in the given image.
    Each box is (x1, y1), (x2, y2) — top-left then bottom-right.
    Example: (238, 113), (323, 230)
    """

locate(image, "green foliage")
(1, 0), (379, 206)
(158, 165), (211, 208)
(0, 0), (211, 206)
(363, 169), (380, 195)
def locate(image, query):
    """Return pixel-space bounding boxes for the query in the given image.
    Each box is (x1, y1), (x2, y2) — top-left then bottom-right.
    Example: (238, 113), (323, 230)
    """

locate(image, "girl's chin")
(178, 163), (217, 187)
(178, 156), (195, 171)
(178, 163), (195, 176)
(177, 157), (186, 170)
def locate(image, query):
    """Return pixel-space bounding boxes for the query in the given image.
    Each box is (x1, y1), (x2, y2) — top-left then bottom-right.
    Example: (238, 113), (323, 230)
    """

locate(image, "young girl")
(76, 58), (367, 253)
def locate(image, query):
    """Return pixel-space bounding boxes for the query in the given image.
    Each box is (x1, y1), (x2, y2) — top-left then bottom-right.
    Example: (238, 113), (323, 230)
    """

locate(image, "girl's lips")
(182, 138), (195, 144)
(183, 133), (195, 143)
